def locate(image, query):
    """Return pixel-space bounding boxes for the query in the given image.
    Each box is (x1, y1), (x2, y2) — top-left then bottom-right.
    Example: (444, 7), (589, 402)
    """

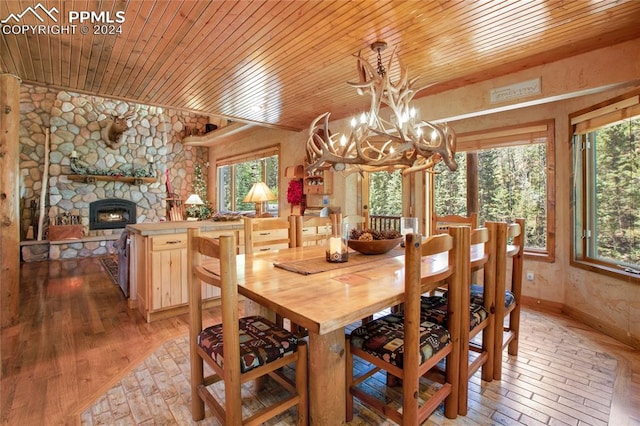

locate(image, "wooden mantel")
(66, 175), (157, 184)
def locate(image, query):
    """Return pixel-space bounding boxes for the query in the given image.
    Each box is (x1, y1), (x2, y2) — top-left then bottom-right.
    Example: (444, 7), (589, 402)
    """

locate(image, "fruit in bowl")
(348, 228), (403, 255)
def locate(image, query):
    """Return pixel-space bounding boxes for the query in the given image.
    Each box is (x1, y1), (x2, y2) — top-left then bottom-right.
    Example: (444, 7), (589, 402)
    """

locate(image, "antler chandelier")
(305, 41), (458, 175)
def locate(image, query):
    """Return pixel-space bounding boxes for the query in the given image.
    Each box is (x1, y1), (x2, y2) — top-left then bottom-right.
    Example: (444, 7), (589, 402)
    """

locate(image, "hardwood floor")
(1, 257), (222, 426)
(2, 256), (639, 425)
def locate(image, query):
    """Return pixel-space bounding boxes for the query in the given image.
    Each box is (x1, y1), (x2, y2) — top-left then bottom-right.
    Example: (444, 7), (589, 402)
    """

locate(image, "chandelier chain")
(376, 48), (386, 77)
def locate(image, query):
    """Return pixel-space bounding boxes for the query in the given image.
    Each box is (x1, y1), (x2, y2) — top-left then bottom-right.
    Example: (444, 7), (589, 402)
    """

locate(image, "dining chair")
(187, 229), (308, 425)
(430, 212), (479, 294)
(244, 217), (297, 330)
(419, 225), (495, 415)
(291, 215), (333, 247)
(243, 216), (296, 254)
(431, 212), (478, 235)
(345, 229), (467, 424)
(493, 218), (524, 380)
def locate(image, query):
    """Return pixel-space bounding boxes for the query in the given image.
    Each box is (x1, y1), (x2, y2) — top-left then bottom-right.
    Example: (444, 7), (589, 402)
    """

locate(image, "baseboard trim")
(521, 295), (639, 350)
(520, 295), (563, 314)
(562, 305), (640, 350)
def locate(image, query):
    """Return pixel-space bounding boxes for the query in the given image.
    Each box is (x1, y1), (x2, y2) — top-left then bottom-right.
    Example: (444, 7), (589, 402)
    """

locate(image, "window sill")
(524, 250), (554, 263)
(570, 259), (640, 284)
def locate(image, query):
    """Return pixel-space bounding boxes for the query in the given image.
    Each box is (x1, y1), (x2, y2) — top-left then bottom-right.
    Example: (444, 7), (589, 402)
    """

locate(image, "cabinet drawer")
(151, 234), (187, 251)
(254, 242), (290, 252)
(252, 228), (288, 243)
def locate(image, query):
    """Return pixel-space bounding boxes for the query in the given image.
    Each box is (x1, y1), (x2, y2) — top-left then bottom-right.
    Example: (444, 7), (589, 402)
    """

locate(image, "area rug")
(78, 308), (618, 425)
(100, 256), (119, 287)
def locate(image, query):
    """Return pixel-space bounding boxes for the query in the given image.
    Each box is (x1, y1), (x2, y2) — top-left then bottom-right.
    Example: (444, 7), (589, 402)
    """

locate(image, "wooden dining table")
(203, 243), (455, 425)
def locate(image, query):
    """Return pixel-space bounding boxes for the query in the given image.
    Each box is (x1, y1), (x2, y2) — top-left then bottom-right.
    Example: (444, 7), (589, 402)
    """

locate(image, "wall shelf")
(66, 175), (157, 184)
(304, 169), (332, 195)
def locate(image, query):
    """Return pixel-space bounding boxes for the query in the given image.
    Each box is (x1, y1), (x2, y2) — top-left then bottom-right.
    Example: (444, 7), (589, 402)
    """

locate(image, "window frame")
(570, 90), (640, 283)
(434, 119), (556, 262)
(215, 145), (280, 214)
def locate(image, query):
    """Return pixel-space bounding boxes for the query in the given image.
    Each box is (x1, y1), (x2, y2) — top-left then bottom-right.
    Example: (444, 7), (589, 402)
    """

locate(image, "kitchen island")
(127, 220), (243, 322)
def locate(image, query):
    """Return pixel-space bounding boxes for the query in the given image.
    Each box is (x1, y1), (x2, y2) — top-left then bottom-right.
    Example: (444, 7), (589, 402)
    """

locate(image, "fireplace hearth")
(89, 199), (137, 230)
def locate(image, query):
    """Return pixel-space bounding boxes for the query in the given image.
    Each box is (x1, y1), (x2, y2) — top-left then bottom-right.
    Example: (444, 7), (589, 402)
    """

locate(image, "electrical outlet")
(526, 271), (534, 281)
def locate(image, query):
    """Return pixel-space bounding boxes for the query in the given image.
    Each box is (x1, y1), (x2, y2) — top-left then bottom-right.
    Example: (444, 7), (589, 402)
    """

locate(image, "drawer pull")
(165, 240), (182, 244)
(259, 248), (271, 251)
(258, 232), (270, 236)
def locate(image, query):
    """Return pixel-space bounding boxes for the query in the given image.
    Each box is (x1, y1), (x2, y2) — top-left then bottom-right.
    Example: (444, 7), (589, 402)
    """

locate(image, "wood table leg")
(308, 328), (346, 425)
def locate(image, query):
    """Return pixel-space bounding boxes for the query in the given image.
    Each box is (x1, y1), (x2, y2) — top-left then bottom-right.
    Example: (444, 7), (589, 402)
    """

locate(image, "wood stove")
(89, 199), (137, 230)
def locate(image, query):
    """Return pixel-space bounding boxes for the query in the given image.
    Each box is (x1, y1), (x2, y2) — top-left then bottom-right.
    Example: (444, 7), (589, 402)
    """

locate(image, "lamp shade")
(243, 182), (276, 203)
(185, 193), (204, 205)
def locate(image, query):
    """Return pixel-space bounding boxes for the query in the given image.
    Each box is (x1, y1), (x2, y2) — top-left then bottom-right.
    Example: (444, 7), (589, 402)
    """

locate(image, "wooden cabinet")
(304, 169), (332, 195)
(149, 234), (188, 312)
(128, 221), (243, 322)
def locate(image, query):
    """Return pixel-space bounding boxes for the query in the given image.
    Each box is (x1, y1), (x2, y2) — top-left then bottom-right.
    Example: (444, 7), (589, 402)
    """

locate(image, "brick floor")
(80, 308), (617, 425)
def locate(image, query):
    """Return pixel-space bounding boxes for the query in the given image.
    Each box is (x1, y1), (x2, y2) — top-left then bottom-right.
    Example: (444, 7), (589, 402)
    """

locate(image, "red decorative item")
(287, 179), (303, 205)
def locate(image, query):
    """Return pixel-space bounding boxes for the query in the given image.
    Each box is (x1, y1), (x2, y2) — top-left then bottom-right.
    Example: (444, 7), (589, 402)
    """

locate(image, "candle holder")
(400, 217), (418, 247)
(400, 217), (418, 237)
(326, 222), (348, 263)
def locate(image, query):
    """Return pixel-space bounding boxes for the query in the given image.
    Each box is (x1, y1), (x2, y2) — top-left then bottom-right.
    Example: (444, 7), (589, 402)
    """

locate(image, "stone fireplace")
(89, 199), (137, 230)
(18, 86), (210, 260)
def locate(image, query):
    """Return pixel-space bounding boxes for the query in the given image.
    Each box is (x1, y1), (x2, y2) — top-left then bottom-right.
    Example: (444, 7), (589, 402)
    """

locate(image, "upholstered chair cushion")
(420, 295), (488, 330)
(442, 284), (515, 309)
(469, 284), (515, 308)
(197, 315), (298, 374)
(349, 314), (450, 369)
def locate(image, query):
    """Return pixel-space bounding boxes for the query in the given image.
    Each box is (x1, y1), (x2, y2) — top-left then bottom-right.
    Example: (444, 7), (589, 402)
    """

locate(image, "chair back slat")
(292, 215), (333, 247)
(432, 212), (478, 235)
(244, 217), (295, 253)
(470, 227), (489, 269)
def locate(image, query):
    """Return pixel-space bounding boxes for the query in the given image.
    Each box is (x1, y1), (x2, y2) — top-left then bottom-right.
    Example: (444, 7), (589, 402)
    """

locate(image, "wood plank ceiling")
(2, 0), (640, 131)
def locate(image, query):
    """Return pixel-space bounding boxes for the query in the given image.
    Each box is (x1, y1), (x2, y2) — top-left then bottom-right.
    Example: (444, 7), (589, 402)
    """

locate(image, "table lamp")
(243, 182), (276, 217)
(185, 193), (204, 221)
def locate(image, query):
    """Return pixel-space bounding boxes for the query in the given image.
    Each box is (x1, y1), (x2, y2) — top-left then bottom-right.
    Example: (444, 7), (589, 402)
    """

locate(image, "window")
(434, 121), (555, 261)
(572, 92), (640, 280)
(216, 146), (279, 215)
(368, 170), (403, 216)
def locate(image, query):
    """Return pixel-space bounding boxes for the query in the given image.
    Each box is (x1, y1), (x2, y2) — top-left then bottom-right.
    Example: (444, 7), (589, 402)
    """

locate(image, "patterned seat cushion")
(419, 296), (488, 330)
(469, 284), (515, 308)
(197, 315), (298, 374)
(443, 284), (516, 309)
(349, 314), (450, 369)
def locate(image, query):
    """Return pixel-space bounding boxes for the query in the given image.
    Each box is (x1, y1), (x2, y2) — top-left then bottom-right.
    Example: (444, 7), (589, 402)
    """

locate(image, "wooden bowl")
(347, 238), (403, 255)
